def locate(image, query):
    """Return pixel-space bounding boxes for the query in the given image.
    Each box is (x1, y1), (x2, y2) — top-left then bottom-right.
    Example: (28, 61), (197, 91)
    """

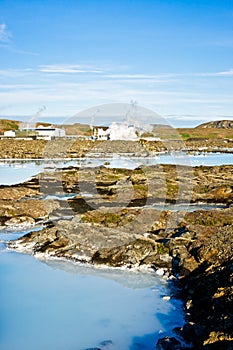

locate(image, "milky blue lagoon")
(0, 229), (184, 350)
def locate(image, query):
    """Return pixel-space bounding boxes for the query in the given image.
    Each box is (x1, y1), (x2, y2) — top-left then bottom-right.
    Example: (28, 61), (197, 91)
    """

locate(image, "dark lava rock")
(178, 225), (233, 349)
(156, 336), (182, 349)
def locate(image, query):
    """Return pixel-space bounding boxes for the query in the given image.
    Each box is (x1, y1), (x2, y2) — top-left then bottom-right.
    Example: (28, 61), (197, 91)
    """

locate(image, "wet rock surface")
(176, 224), (233, 349)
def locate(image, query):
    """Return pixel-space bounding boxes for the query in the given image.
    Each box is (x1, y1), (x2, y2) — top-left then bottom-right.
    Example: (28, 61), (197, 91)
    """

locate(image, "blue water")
(0, 152), (233, 185)
(0, 229), (184, 350)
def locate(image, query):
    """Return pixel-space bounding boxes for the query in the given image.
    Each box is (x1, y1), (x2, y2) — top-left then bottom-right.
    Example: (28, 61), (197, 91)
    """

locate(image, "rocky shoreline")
(1, 163), (232, 349)
(0, 138), (233, 159)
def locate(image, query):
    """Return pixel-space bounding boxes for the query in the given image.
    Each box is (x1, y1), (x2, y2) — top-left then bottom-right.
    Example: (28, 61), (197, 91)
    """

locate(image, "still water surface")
(1, 152), (233, 185)
(0, 230), (183, 350)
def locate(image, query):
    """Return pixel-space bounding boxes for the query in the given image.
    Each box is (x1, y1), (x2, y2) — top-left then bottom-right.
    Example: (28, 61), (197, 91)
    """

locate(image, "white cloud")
(215, 69), (233, 76)
(0, 23), (11, 43)
(1, 62), (233, 121)
(104, 73), (175, 79)
(39, 64), (104, 74)
(165, 114), (233, 121)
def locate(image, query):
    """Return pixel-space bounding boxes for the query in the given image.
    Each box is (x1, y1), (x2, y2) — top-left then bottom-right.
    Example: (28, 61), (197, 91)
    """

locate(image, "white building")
(4, 130), (16, 137)
(35, 125), (66, 140)
(92, 126), (110, 140)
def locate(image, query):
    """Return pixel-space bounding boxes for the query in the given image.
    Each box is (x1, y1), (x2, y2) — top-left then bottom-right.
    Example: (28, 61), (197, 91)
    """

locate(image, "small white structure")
(4, 130), (16, 138)
(35, 125), (66, 140)
(92, 126), (110, 140)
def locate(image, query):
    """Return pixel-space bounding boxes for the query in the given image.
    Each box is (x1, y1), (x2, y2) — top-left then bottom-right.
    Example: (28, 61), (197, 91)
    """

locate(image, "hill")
(0, 118), (92, 136)
(196, 119), (233, 129)
(0, 119), (53, 134)
(55, 123), (92, 136)
(0, 119), (20, 133)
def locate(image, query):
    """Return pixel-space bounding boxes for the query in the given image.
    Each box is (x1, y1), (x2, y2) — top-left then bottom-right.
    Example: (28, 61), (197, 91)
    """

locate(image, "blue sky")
(1, 0), (233, 126)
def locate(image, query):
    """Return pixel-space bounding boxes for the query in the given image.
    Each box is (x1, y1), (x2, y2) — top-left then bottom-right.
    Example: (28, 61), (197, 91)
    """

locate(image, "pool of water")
(0, 152), (233, 185)
(0, 229), (184, 350)
(143, 203), (227, 211)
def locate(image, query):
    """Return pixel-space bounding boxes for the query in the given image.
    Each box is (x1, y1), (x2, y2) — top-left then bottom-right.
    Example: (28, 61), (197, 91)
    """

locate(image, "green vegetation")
(180, 133), (190, 140)
(82, 209), (138, 227)
(140, 132), (155, 138)
(65, 170), (78, 176)
(157, 243), (169, 254)
(15, 130), (38, 138)
(185, 211), (233, 226)
(133, 183), (148, 197)
(97, 173), (121, 182)
(178, 127), (233, 140)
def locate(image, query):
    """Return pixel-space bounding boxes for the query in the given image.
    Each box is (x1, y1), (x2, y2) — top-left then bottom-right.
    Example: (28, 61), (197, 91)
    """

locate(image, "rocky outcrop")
(0, 199), (60, 227)
(0, 138), (233, 159)
(171, 225), (233, 349)
(7, 216), (173, 272)
(0, 185), (38, 200)
(197, 120), (233, 129)
(37, 164), (233, 205)
(1, 163), (233, 230)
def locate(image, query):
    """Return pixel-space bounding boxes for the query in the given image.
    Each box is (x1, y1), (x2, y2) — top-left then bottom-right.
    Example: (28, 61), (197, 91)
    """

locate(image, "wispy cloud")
(0, 23), (11, 43)
(39, 64), (104, 74)
(1, 63), (233, 119)
(2, 64), (233, 80)
(0, 68), (34, 77)
(215, 69), (233, 76)
(0, 23), (38, 56)
(104, 73), (175, 79)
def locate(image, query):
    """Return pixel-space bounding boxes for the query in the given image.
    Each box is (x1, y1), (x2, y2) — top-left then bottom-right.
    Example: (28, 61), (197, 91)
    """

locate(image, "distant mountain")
(196, 120), (233, 129)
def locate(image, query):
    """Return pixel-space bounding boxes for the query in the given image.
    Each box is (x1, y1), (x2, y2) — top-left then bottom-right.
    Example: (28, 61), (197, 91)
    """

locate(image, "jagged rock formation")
(197, 119), (233, 129)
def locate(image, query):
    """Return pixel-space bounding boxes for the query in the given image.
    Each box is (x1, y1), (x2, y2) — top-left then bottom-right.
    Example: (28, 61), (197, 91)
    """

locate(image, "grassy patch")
(82, 209), (139, 227)
(180, 133), (190, 140)
(157, 243), (169, 254)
